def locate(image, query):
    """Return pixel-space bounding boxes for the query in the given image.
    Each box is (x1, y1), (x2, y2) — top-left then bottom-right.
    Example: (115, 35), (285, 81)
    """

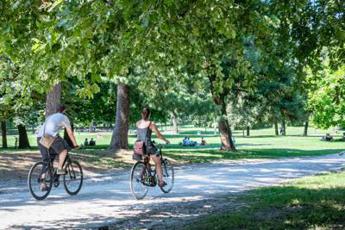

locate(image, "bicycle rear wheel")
(130, 161), (149, 200)
(63, 160), (83, 195)
(28, 162), (53, 200)
(160, 159), (174, 193)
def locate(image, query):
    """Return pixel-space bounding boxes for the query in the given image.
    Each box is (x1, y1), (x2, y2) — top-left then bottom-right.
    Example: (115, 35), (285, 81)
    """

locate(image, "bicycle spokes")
(63, 160), (83, 196)
(28, 162), (53, 200)
(130, 162), (149, 200)
(159, 159), (174, 194)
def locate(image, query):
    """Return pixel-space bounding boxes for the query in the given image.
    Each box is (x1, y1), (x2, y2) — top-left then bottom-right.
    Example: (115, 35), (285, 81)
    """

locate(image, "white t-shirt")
(36, 113), (71, 137)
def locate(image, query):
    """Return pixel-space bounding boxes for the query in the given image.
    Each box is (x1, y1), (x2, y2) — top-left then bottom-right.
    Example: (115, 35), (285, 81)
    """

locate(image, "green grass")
(1, 126), (344, 164)
(185, 171), (345, 230)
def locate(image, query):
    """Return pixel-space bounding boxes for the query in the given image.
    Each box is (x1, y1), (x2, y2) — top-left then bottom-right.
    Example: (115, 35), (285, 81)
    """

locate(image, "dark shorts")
(37, 136), (71, 163)
(146, 142), (160, 157)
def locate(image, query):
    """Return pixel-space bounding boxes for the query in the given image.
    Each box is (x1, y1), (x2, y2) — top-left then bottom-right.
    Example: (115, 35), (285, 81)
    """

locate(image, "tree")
(2, 0), (344, 151)
(0, 56), (15, 148)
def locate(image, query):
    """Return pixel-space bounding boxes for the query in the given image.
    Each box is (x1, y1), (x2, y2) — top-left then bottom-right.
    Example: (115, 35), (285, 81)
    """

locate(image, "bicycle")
(28, 149), (83, 200)
(130, 145), (174, 200)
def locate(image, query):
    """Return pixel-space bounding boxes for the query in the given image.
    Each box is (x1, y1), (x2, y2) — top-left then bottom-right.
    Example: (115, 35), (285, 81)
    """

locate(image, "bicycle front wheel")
(160, 159), (174, 193)
(28, 162), (53, 200)
(63, 160), (83, 196)
(130, 161), (149, 200)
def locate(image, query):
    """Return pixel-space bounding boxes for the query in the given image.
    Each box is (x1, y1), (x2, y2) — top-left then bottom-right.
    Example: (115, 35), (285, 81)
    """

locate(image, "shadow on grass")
(75, 145), (345, 164)
(240, 135), (322, 138)
(16, 176), (345, 229)
(164, 148), (345, 163)
(0, 147), (38, 153)
(186, 183), (345, 229)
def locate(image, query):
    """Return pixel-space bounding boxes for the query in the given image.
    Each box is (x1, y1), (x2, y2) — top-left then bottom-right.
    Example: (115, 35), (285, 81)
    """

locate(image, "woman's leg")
(150, 155), (164, 183)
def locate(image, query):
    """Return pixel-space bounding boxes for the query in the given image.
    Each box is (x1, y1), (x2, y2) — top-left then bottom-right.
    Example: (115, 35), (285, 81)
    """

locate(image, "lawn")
(185, 170), (345, 229)
(1, 126), (344, 164)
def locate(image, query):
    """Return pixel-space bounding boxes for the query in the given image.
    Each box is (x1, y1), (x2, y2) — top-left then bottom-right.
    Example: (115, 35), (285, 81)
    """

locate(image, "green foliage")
(309, 65), (345, 128)
(62, 77), (116, 126)
(0, 0), (344, 133)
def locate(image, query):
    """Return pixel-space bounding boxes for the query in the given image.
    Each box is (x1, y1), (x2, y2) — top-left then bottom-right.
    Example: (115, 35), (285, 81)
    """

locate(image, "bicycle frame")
(42, 151), (73, 187)
(140, 145), (166, 187)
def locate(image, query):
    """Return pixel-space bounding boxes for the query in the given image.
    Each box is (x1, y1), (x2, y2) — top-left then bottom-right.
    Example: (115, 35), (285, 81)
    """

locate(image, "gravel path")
(1, 153), (345, 229)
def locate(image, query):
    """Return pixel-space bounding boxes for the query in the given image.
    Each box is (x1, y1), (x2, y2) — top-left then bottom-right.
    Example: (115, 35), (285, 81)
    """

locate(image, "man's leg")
(58, 149), (68, 170)
(37, 138), (50, 191)
(51, 136), (69, 174)
(37, 138), (49, 177)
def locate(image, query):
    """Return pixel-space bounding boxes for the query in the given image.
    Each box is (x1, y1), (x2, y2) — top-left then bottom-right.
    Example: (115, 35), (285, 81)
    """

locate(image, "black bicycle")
(130, 145), (174, 199)
(28, 150), (83, 200)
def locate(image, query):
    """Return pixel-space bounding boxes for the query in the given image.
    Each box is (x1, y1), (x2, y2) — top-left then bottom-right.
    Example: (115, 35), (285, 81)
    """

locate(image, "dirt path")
(1, 154), (345, 229)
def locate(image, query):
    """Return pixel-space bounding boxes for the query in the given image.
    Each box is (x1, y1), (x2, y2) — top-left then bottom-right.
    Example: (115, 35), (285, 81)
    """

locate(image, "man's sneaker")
(56, 168), (66, 175)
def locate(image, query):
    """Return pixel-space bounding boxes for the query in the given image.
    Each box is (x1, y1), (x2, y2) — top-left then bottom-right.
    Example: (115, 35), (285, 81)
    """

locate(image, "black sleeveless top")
(136, 122), (157, 154)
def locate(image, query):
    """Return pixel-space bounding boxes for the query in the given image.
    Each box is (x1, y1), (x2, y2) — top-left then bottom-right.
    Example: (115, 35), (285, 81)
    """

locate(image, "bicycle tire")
(28, 162), (53, 200)
(159, 159), (174, 193)
(63, 160), (83, 196)
(130, 161), (149, 200)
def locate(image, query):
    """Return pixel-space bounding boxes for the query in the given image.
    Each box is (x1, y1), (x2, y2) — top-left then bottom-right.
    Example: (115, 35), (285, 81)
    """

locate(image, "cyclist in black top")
(136, 107), (170, 187)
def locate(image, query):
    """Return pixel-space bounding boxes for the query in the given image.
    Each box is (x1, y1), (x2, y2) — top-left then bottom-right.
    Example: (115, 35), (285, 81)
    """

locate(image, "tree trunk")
(274, 121), (279, 136)
(218, 99), (236, 151)
(1, 121), (7, 148)
(171, 111), (178, 134)
(109, 84), (129, 150)
(17, 124), (30, 149)
(45, 83), (62, 117)
(218, 117), (236, 151)
(246, 126), (250, 136)
(281, 119), (286, 136)
(303, 121), (308, 136)
(303, 116), (309, 136)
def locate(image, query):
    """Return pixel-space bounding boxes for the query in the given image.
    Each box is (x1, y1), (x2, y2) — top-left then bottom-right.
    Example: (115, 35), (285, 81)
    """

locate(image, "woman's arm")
(150, 122), (170, 144)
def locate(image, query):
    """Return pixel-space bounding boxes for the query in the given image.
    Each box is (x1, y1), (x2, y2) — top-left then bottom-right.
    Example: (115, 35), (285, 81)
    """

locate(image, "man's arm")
(62, 115), (78, 147)
(66, 127), (78, 147)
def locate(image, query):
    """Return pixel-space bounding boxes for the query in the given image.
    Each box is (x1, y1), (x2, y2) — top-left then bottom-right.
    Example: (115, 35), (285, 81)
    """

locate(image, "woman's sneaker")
(158, 180), (167, 187)
(40, 182), (48, 191)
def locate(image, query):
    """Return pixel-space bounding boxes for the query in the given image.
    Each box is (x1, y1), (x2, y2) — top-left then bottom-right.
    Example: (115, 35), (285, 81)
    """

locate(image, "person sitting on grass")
(182, 137), (189, 146)
(84, 138), (89, 146)
(201, 137), (206, 146)
(89, 138), (96, 146)
(325, 133), (333, 141)
(182, 137), (197, 146)
(322, 133), (333, 141)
